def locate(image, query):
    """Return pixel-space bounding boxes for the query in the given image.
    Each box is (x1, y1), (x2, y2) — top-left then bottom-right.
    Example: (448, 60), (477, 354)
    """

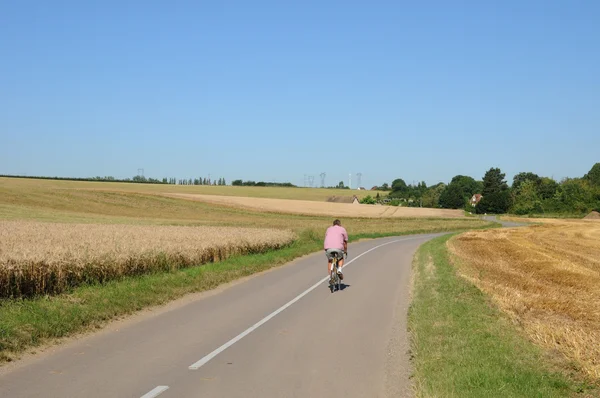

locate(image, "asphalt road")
(481, 215), (529, 228)
(0, 233), (442, 398)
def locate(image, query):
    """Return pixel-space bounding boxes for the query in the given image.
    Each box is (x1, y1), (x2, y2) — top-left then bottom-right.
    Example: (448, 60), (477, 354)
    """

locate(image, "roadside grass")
(0, 224), (496, 363)
(0, 178), (497, 363)
(408, 235), (596, 398)
(450, 221), (600, 381)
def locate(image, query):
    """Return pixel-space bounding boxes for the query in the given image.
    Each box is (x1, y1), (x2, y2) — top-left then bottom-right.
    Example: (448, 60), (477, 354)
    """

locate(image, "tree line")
(0, 174), (226, 186)
(366, 162), (600, 215)
(231, 180), (295, 187)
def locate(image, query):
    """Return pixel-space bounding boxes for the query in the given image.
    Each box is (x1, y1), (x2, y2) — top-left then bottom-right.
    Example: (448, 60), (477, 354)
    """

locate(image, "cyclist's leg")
(325, 249), (334, 277)
(327, 249), (344, 277)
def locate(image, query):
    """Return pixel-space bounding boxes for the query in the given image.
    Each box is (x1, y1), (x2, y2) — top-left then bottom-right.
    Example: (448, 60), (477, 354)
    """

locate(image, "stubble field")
(449, 218), (600, 380)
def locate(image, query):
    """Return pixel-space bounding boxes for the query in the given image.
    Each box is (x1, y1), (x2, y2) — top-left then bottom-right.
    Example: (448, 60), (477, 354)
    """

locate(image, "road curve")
(0, 233), (442, 398)
(481, 215), (529, 228)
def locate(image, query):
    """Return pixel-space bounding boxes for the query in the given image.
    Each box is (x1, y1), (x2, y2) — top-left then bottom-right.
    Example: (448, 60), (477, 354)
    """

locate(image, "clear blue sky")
(1, 1), (598, 188)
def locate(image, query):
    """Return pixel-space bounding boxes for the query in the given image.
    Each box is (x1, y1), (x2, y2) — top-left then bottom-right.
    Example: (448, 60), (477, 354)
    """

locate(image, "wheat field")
(0, 221), (296, 298)
(448, 220), (600, 379)
(0, 177), (384, 202)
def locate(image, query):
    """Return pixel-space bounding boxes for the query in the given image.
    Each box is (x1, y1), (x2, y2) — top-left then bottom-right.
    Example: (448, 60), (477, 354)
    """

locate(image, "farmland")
(0, 177), (478, 233)
(165, 193), (465, 218)
(0, 221), (295, 298)
(449, 219), (600, 381)
(0, 177), (385, 202)
(0, 177), (493, 361)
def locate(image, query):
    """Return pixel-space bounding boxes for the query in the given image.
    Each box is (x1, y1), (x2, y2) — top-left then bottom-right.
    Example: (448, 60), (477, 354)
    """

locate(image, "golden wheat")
(448, 221), (600, 379)
(0, 221), (296, 298)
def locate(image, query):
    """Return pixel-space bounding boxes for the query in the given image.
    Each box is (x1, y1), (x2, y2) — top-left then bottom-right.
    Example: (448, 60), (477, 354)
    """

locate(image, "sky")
(1, 1), (599, 188)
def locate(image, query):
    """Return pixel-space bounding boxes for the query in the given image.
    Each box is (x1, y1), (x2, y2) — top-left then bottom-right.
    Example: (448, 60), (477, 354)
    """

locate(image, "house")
(470, 194), (483, 206)
(326, 195), (360, 204)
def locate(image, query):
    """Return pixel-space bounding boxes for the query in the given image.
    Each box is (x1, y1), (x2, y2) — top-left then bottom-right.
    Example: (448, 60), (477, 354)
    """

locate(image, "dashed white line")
(188, 236), (425, 370)
(141, 385), (169, 398)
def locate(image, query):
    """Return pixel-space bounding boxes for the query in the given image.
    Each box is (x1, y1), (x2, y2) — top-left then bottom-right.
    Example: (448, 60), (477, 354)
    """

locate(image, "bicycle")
(329, 251), (345, 293)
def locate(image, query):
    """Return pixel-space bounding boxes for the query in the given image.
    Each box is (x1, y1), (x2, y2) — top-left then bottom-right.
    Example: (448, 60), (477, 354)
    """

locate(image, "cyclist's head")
(333, 219), (341, 226)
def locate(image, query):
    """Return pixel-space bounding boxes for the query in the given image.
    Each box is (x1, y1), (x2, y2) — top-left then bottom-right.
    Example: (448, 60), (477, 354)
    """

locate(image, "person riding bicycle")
(324, 219), (348, 283)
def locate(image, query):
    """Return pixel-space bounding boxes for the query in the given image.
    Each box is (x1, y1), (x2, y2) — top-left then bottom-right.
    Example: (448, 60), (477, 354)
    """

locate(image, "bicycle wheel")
(330, 270), (335, 293)
(329, 263), (335, 293)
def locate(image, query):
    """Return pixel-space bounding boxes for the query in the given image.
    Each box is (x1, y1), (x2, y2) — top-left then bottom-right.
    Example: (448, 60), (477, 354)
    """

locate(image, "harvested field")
(448, 221), (600, 380)
(164, 193), (466, 218)
(0, 221), (296, 298)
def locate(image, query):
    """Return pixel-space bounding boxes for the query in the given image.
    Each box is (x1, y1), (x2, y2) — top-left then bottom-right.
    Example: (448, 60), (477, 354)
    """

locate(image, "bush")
(360, 195), (377, 205)
(389, 199), (402, 207)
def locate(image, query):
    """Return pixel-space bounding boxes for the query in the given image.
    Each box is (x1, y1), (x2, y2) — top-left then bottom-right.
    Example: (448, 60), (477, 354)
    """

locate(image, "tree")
(538, 177), (558, 199)
(421, 183), (446, 208)
(584, 163), (600, 187)
(337, 181), (345, 189)
(512, 180), (543, 215)
(381, 183), (389, 191)
(512, 172), (541, 193)
(477, 167), (511, 214)
(555, 178), (595, 213)
(476, 191), (512, 214)
(450, 175), (482, 197)
(482, 167), (509, 195)
(439, 184), (465, 209)
(391, 178), (407, 193)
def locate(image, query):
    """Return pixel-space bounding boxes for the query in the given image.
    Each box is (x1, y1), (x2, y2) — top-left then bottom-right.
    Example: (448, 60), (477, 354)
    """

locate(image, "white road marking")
(188, 236), (425, 370)
(140, 385), (169, 398)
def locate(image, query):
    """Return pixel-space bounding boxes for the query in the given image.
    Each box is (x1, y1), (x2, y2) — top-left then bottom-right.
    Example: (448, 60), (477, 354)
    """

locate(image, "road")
(0, 233), (442, 398)
(481, 215), (529, 228)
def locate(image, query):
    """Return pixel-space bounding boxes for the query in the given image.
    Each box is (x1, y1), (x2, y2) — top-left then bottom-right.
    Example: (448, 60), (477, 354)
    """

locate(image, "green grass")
(408, 235), (596, 397)
(0, 226), (497, 363)
(0, 177), (498, 363)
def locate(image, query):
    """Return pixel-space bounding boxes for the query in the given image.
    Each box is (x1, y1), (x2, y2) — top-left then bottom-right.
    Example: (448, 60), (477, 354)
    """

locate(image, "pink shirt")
(324, 225), (348, 250)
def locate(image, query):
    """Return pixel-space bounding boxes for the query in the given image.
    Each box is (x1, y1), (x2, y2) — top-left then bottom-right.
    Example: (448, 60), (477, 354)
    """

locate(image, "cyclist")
(324, 219), (348, 283)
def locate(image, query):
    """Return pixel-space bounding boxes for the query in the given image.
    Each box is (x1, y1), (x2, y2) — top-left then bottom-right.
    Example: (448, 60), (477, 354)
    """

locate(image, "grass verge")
(0, 224), (494, 363)
(408, 234), (596, 397)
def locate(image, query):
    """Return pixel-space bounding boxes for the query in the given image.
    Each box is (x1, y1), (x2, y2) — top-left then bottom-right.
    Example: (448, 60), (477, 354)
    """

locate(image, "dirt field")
(165, 193), (466, 218)
(448, 220), (600, 380)
(0, 221), (295, 297)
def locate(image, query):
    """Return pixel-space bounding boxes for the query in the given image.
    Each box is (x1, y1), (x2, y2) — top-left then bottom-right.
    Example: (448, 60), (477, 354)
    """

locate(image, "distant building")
(327, 195), (360, 204)
(470, 194), (483, 206)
